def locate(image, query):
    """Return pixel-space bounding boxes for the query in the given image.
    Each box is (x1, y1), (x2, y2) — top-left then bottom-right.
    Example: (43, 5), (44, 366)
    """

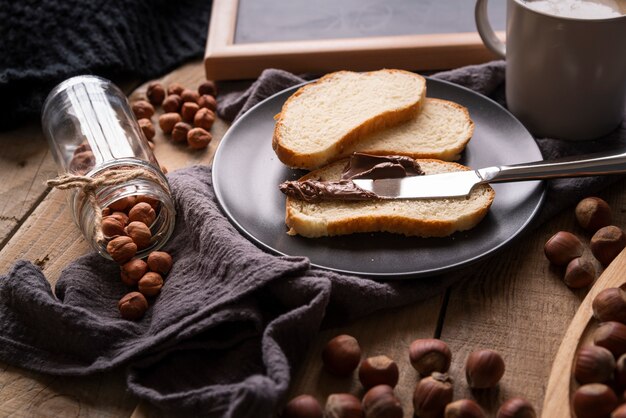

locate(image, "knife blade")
(352, 170), (488, 199)
(350, 148), (626, 199)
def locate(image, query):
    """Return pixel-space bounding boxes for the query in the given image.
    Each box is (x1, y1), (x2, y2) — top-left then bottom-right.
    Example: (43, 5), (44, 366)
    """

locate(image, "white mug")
(475, 0), (626, 140)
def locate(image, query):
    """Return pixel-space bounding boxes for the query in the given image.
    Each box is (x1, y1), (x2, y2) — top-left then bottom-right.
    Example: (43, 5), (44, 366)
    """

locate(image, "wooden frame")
(205, 0), (504, 81)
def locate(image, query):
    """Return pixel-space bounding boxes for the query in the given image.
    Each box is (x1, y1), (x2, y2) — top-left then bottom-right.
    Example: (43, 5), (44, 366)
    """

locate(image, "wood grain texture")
(286, 296), (444, 418)
(440, 182), (626, 417)
(0, 125), (57, 249)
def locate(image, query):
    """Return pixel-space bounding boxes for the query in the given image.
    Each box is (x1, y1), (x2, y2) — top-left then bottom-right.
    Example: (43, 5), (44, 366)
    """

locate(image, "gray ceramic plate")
(212, 78), (545, 279)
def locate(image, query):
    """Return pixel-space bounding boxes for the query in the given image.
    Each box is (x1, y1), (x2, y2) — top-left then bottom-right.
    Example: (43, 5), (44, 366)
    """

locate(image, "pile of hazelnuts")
(101, 195), (173, 321)
(131, 80), (218, 150)
(571, 286), (626, 417)
(544, 196), (626, 288)
(282, 335), (535, 418)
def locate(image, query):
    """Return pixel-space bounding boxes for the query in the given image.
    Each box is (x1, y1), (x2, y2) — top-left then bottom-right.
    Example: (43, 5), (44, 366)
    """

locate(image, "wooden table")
(0, 60), (624, 418)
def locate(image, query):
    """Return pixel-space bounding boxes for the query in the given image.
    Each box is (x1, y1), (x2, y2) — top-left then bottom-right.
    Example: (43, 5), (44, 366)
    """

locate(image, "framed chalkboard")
(205, 0), (505, 80)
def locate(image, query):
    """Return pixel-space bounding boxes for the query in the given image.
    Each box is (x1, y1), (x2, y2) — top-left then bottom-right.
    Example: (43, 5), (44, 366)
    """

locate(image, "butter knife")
(352, 149), (626, 199)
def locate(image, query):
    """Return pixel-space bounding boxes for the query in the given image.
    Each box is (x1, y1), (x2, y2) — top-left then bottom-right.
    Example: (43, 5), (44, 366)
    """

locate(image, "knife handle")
(478, 148), (626, 183)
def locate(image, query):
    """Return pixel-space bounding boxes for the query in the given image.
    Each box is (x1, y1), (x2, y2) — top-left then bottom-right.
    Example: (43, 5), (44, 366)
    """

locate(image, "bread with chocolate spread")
(272, 70), (427, 170)
(345, 98), (473, 161)
(283, 158), (495, 238)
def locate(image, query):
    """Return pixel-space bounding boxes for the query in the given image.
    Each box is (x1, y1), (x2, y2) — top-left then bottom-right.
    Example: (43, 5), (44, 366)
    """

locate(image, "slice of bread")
(284, 159), (495, 238)
(273, 70), (427, 170)
(344, 98), (474, 161)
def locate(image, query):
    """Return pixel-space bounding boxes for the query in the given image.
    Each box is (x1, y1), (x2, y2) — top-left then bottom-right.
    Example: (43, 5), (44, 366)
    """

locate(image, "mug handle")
(475, 0), (506, 58)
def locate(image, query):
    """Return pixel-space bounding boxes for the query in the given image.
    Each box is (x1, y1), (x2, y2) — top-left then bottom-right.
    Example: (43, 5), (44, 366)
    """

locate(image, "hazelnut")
(198, 80), (217, 97)
(171, 122), (192, 143)
(465, 349), (505, 389)
(135, 195), (160, 209)
(495, 398), (536, 418)
(102, 207), (111, 217)
(593, 321), (626, 357)
(563, 257), (595, 288)
(409, 338), (452, 376)
(324, 393), (363, 418)
(574, 345), (615, 384)
(361, 385), (402, 418)
(162, 94), (182, 113)
(576, 197), (612, 233)
(159, 112), (182, 134)
(125, 221), (152, 249)
(413, 372), (453, 418)
(120, 259), (148, 287)
(194, 108), (215, 130)
(544, 231), (584, 266)
(138, 118), (155, 141)
(592, 288), (626, 323)
(73, 141), (91, 155)
(180, 89), (200, 103)
(613, 404), (626, 418)
(109, 196), (136, 212)
(147, 251), (173, 276)
(591, 226), (626, 265)
(282, 394), (323, 418)
(118, 291), (148, 320)
(167, 83), (184, 96)
(131, 100), (155, 119)
(129, 202), (156, 226)
(197, 94), (217, 111)
(572, 383), (618, 418)
(138, 272), (164, 297)
(358, 355), (399, 389)
(106, 236), (137, 264)
(69, 151), (95, 175)
(146, 82), (166, 106)
(321, 334), (361, 377)
(109, 211), (129, 226)
(187, 127), (212, 150)
(615, 353), (626, 389)
(181, 102), (200, 122)
(101, 216), (125, 237)
(445, 399), (485, 418)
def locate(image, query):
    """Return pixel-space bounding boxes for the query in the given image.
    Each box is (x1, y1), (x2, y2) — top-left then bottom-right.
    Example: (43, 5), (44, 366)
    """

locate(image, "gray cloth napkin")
(1, 62), (624, 417)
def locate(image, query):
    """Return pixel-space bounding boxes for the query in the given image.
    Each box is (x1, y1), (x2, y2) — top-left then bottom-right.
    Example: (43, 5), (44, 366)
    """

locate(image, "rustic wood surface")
(0, 59), (624, 418)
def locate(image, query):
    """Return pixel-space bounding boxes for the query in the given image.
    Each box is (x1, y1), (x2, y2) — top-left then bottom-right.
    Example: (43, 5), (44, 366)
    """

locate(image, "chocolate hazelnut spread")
(279, 153), (424, 203)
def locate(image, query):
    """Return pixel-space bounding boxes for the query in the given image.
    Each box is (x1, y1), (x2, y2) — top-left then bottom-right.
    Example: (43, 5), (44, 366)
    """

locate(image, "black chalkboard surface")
(235, 0), (505, 44)
(205, 0), (506, 80)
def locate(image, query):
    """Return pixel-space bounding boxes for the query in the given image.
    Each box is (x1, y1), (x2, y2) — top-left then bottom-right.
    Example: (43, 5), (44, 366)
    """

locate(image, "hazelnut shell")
(465, 349), (505, 389)
(282, 394), (323, 418)
(324, 393), (362, 418)
(321, 334), (361, 377)
(593, 321), (626, 358)
(118, 291), (148, 320)
(409, 338), (452, 376)
(592, 288), (626, 323)
(362, 385), (402, 418)
(574, 345), (615, 384)
(413, 372), (454, 418)
(572, 383), (618, 418)
(358, 355), (399, 389)
(495, 397), (536, 418)
(445, 399), (485, 418)
(575, 197), (612, 232)
(590, 225), (626, 266)
(544, 231), (583, 266)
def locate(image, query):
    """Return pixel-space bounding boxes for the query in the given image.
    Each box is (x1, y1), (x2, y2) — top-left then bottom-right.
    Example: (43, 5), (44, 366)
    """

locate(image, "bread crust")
(284, 159), (495, 238)
(272, 70), (427, 170)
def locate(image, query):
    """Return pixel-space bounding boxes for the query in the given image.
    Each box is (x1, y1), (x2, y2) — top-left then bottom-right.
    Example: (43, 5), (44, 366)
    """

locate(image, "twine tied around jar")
(47, 168), (169, 245)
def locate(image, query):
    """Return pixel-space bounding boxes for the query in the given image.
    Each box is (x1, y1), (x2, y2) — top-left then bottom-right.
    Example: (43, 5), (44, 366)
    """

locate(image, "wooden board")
(205, 0), (504, 80)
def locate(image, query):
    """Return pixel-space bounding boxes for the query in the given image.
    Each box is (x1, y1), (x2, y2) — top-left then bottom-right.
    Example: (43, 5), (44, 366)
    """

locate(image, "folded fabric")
(0, 0), (212, 131)
(0, 165), (460, 416)
(1, 62), (624, 417)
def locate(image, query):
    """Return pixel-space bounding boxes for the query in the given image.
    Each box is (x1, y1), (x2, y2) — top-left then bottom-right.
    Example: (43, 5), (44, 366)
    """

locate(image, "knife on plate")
(351, 149), (626, 199)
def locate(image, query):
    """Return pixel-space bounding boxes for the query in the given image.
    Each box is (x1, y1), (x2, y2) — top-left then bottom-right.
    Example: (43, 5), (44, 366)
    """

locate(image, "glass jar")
(42, 75), (175, 260)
